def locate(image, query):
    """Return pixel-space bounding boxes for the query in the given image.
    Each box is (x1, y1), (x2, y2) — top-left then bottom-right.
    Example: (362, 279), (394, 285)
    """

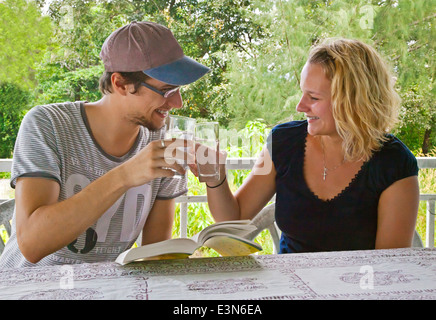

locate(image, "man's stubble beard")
(127, 114), (164, 131)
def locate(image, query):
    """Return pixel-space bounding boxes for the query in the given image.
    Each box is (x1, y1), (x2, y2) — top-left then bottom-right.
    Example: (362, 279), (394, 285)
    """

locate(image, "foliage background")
(0, 0), (434, 155)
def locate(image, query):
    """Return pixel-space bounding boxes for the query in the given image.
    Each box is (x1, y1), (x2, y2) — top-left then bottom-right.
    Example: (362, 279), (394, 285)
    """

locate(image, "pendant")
(323, 167), (327, 181)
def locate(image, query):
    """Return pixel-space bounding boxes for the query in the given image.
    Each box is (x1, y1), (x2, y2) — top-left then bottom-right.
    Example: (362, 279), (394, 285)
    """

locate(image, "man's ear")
(111, 72), (130, 96)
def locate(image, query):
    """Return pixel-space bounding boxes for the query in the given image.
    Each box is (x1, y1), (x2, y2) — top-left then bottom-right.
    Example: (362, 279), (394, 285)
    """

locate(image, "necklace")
(320, 137), (346, 181)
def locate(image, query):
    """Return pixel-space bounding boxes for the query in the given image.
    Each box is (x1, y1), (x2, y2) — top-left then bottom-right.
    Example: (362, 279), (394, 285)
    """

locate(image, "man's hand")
(120, 139), (193, 188)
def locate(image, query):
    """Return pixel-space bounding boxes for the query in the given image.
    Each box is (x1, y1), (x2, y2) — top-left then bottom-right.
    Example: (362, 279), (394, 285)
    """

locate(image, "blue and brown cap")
(100, 21), (210, 85)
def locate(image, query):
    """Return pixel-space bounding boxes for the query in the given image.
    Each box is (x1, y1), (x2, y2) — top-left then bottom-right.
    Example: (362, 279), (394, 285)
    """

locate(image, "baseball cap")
(100, 21), (210, 86)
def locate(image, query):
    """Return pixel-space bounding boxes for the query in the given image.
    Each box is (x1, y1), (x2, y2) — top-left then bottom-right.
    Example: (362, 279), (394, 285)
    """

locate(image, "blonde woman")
(191, 38), (420, 253)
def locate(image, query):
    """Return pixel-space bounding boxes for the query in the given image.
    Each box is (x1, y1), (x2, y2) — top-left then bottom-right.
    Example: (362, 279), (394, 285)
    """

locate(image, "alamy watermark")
(359, 5), (375, 30)
(163, 127), (272, 175)
(59, 4), (74, 30)
(359, 265), (374, 290)
(59, 265), (74, 289)
(337, 5), (375, 30)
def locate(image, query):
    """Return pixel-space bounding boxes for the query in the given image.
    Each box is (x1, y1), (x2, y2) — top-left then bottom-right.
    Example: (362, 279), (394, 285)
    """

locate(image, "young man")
(0, 21), (209, 268)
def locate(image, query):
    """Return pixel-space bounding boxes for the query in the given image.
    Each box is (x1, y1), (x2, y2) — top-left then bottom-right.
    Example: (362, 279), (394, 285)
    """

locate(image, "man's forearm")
(17, 166), (129, 263)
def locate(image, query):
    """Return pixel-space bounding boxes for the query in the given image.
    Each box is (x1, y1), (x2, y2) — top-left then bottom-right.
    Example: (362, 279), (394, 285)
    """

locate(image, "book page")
(203, 235), (262, 256)
(131, 253), (191, 261)
(116, 238), (198, 265)
(195, 220), (257, 244)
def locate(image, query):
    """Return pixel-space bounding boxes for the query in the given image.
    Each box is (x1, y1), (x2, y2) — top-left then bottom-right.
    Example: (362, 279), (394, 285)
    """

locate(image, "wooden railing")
(1, 157), (435, 247)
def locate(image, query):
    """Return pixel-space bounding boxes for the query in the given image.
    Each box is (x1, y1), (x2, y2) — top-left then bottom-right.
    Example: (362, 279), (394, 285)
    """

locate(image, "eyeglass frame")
(141, 82), (180, 99)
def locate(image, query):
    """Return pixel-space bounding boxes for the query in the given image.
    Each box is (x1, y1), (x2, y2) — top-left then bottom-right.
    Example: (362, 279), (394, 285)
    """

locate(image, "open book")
(115, 220), (262, 265)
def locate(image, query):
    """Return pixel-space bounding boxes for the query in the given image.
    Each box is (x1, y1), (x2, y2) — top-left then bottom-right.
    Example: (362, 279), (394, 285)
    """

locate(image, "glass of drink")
(194, 122), (220, 182)
(164, 115), (196, 178)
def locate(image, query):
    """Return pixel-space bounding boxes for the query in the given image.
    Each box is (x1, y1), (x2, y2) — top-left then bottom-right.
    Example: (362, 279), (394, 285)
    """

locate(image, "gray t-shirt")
(0, 101), (187, 268)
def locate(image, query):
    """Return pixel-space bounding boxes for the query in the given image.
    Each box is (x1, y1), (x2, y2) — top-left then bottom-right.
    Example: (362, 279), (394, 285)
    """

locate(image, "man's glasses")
(141, 82), (180, 99)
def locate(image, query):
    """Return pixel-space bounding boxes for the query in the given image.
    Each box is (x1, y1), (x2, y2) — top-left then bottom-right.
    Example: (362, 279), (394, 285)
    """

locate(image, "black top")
(268, 121), (419, 253)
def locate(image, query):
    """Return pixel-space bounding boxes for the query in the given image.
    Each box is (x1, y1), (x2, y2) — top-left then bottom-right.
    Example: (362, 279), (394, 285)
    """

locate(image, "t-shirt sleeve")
(268, 121), (308, 176)
(387, 139), (419, 181)
(156, 176), (188, 200)
(373, 137), (419, 194)
(10, 106), (61, 188)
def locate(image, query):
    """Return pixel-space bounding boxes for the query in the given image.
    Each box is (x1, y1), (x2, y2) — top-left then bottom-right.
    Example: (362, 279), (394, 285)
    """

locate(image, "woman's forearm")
(206, 176), (242, 222)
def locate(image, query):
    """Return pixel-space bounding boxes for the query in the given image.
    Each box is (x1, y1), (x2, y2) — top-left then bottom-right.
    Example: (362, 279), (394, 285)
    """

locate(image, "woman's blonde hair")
(307, 38), (400, 161)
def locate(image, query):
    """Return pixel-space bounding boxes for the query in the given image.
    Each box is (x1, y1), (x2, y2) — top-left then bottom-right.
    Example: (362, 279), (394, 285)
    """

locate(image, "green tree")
(373, 0), (435, 154)
(0, 0), (52, 88)
(225, 0), (382, 129)
(5, 0), (434, 155)
(164, 0), (265, 124)
(0, 83), (32, 158)
(33, 0), (131, 105)
(35, 64), (104, 105)
(225, 0), (435, 154)
(34, 0), (265, 126)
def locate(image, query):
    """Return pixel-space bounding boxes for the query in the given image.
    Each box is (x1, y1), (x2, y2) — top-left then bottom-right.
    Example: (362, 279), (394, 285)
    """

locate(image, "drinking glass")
(195, 122), (220, 182)
(164, 115), (196, 178)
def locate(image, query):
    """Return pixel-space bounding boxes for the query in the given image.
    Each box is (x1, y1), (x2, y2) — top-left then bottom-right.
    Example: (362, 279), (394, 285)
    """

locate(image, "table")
(1, 248), (435, 300)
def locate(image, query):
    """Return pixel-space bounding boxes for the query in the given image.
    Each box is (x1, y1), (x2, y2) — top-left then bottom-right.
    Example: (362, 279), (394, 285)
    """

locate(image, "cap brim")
(143, 56), (210, 86)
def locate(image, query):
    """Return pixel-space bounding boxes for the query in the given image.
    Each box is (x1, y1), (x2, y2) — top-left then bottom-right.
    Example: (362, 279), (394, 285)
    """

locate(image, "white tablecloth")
(1, 248), (435, 300)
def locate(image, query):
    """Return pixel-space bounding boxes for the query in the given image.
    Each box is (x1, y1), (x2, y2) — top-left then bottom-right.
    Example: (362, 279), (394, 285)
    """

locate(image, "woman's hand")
(188, 143), (227, 185)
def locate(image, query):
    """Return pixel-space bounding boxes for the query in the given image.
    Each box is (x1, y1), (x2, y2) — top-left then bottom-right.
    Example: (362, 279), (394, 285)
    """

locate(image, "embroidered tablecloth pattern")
(1, 248), (435, 300)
